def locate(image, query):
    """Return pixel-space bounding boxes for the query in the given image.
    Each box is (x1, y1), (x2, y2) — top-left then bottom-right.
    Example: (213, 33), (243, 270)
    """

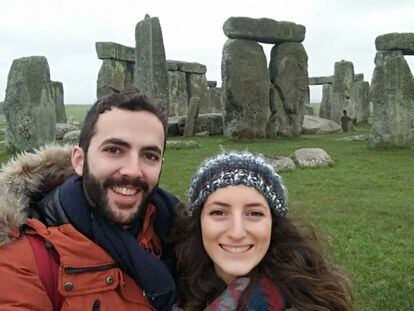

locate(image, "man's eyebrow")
(99, 138), (130, 148)
(142, 145), (163, 155)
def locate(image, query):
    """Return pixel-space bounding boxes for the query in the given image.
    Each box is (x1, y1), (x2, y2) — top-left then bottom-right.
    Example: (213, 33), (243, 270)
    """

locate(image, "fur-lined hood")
(0, 145), (75, 245)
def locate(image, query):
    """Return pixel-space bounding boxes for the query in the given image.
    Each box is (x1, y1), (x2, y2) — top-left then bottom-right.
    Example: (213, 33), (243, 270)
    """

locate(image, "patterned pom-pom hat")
(187, 151), (288, 216)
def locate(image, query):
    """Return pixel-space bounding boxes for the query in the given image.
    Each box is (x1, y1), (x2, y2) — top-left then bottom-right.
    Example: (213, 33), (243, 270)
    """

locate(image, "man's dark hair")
(79, 87), (167, 153)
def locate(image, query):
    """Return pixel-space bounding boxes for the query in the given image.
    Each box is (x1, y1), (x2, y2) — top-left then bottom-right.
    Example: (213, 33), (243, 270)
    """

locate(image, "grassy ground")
(160, 126), (414, 310)
(65, 104), (92, 122)
(1, 105), (413, 309)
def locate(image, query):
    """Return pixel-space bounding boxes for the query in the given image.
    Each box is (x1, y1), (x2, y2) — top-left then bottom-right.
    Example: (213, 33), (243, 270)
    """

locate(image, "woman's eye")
(209, 210), (225, 216)
(247, 211), (265, 217)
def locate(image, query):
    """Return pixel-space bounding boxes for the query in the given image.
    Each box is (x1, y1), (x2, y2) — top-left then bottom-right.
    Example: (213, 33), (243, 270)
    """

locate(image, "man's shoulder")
(0, 145), (75, 245)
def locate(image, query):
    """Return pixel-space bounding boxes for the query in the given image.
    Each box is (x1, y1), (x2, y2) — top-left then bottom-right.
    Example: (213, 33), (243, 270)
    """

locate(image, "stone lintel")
(96, 42), (135, 62)
(309, 76), (334, 85)
(166, 60), (207, 74)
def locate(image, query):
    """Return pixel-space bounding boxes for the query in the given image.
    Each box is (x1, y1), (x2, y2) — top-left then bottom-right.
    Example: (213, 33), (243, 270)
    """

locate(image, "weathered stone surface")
(302, 115), (342, 134)
(97, 59), (135, 98)
(95, 42), (135, 62)
(208, 87), (223, 113)
(333, 60), (354, 94)
(195, 131), (209, 137)
(196, 113), (223, 135)
(0, 101), (3, 113)
(188, 73), (209, 114)
(337, 134), (368, 142)
(207, 80), (217, 88)
(352, 81), (370, 123)
(135, 16), (169, 116)
(168, 113), (223, 136)
(309, 76), (333, 85)
(166, 61), (179, 71)
(63, 130), (80, 144)
(375, 32), (414, 55)
(305, 104), (315, 116)
(265, 156), (296, 172)
(167, 60), (207, 74)
(330, 60), (354, 122)
(183, 97), (200, 137)
(3, 56), (56, 152)
(56, 123), (79, 140)
(168, 71), (188, 116)
(267, 42), (308, 137)
(292, 148), (333, 168)
(223, 17), (305, 43)
(319, 84), (331, 119)
(354, 73), (364, 82)
(50, 81), (66, 123)
(369, 51), (414, 148)
(166, 140), (200, 149)
(167, 116), (181, 136)
(222, 39), (269, 138)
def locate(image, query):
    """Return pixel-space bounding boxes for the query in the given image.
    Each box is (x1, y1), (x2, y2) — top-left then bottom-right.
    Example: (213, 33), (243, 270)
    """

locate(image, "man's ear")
(71, 146), (85, 176)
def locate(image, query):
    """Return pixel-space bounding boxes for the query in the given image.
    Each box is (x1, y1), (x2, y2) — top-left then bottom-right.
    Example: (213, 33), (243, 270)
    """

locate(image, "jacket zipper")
(64, 263), (118, 274)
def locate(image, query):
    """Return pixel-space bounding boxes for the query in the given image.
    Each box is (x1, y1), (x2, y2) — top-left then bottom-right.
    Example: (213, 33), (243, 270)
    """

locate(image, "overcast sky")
(1, 0), (413, 104)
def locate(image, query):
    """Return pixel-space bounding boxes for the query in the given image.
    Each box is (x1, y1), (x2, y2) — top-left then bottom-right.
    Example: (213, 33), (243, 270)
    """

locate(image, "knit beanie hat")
(187, 151), (287, 216)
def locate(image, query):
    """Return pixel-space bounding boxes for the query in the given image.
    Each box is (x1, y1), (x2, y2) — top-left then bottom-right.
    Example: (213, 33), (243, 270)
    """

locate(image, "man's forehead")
(91, 109), (165, 149)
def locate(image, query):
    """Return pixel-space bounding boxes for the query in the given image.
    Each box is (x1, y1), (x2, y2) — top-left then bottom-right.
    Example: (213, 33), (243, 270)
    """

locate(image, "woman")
(173, 151), (353, 310)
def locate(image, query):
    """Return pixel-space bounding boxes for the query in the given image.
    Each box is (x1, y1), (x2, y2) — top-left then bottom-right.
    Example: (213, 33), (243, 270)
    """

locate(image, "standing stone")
(168, 71), (188, 116)
(3, 56), (56, 152)
(135, 15), (169, 116)
(208, 87), (223, 113)
(223, 17), (305, 43)
(183, 97), (200, 137)
(352, 81), (370, 123)
(330, 60), (354, 122)
(96, 42), (135, 98)
(368, 51), (414, 148)
(50, 81), (66, 123)
(266, 85), (288, 136)
(222, 39), (269, 139)
(319, 84), (332, 119)
(188, 73), (209, 114)
(97, 60), (135, 98)
(268, 42), (308, 137)
(354, 73), (364, 82)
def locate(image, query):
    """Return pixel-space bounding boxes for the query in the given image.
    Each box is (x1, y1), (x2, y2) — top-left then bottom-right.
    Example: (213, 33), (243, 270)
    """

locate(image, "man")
(0, 88), (178, 310)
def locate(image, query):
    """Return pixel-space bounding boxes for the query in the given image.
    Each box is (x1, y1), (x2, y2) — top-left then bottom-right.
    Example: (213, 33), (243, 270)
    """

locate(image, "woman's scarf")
(205, 277), (284, 311)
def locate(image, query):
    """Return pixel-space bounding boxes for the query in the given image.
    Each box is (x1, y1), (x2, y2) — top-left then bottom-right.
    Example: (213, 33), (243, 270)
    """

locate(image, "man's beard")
(82, 159), (151, 227)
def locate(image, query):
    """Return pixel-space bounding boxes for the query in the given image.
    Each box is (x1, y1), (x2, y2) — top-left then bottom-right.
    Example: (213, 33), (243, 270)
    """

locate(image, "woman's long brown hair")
(172, 203), (353, 310)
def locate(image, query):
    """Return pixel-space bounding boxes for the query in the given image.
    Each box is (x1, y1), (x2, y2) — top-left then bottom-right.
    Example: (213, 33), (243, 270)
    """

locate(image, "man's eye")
(145, 153), (160, 161)
(104, 146), (121, 154)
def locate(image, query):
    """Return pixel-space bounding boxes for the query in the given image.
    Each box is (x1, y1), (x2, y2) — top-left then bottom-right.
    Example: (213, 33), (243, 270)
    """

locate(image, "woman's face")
(200, 185), (272, 285)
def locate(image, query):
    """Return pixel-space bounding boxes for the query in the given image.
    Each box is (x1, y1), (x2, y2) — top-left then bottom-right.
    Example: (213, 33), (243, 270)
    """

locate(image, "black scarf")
(58, 176), (177, 311)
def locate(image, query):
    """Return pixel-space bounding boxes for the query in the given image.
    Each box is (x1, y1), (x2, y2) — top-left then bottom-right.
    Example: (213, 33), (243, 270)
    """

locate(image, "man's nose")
(119, 154), (144, 178)
(227, 214), (247, 240)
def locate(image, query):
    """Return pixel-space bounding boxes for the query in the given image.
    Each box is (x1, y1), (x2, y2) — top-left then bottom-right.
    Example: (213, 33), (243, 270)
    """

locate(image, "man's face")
(72, 108), (165, 227)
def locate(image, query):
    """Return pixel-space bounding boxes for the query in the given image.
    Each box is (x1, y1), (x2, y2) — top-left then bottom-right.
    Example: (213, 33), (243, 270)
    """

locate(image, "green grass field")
(1, 105), (413, 310)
